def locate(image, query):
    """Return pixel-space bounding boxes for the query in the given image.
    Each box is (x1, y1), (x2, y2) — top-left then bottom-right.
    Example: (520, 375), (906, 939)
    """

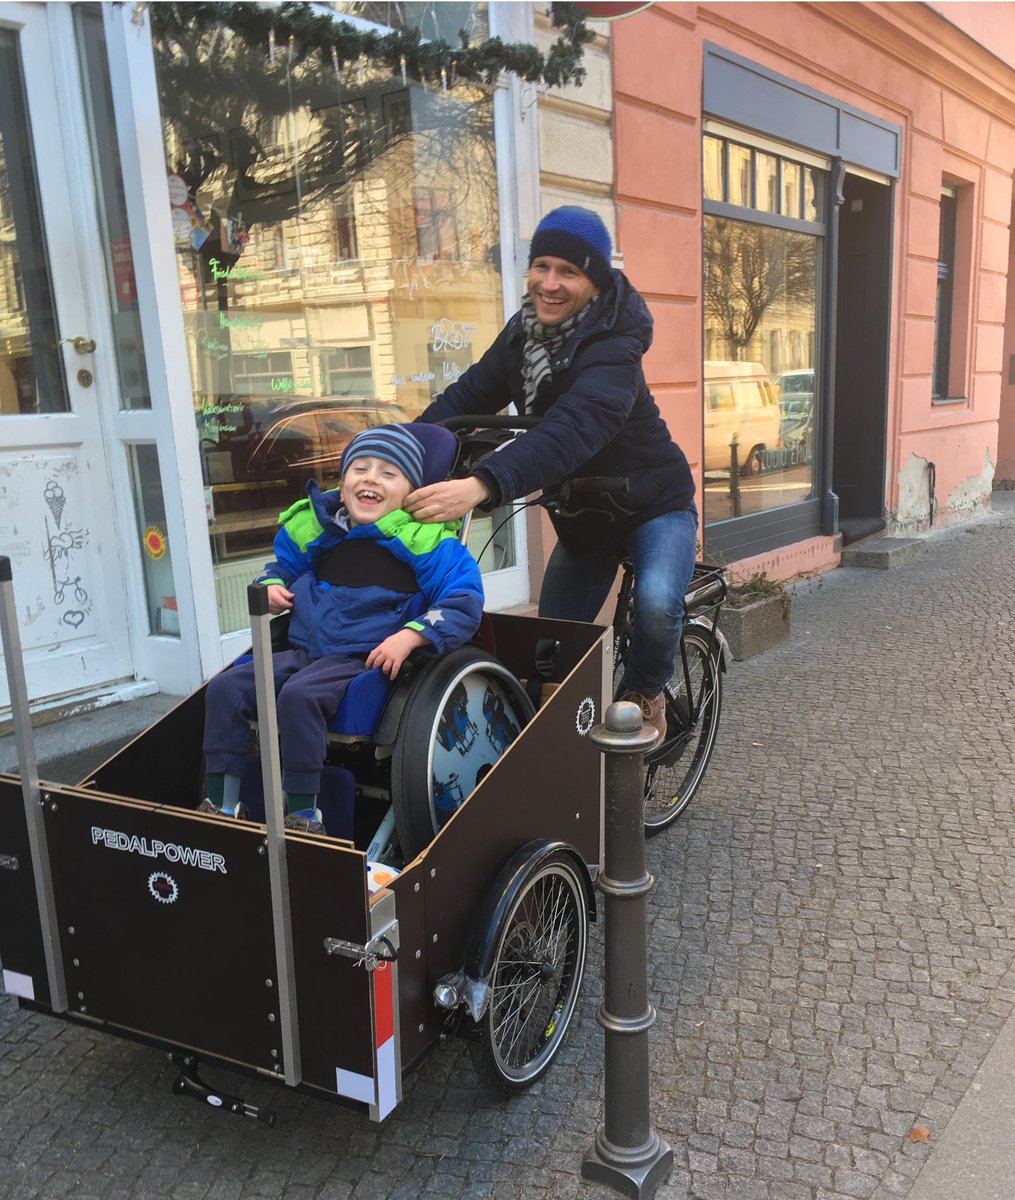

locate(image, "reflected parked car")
(200, 398), (407, 491)
(703, 361), (781, 475)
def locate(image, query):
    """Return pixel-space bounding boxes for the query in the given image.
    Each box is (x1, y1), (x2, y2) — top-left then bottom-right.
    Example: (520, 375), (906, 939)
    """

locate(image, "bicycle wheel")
(614, 624), (723, 833)
(470, 854), (589, 1092)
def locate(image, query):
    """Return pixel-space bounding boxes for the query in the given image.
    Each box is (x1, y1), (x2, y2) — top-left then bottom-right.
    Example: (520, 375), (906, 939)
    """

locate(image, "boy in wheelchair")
(200, 424), (484, 832)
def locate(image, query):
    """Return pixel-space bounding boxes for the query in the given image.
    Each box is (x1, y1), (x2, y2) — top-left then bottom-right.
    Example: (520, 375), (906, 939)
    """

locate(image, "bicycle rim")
(643, 628), (722, 832)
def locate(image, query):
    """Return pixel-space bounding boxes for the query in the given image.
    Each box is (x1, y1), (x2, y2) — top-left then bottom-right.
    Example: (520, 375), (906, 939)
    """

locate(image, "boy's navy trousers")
(203, 648), (368, 795)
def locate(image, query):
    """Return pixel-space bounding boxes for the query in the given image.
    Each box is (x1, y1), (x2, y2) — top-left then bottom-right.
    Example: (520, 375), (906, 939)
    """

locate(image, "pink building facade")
(611, 2), (1015, 577)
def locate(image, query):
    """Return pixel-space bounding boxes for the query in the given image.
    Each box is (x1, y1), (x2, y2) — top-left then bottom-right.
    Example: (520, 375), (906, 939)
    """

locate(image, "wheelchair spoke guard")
(391, 647), (536, 862)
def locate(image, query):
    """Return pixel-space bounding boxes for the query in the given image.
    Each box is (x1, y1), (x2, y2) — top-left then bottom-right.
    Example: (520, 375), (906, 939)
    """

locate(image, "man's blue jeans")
(538, 507), (699, 697)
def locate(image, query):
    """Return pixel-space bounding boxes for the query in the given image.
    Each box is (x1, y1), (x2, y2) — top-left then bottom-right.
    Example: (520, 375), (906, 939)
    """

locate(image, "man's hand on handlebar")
(405, 475), (491, 523)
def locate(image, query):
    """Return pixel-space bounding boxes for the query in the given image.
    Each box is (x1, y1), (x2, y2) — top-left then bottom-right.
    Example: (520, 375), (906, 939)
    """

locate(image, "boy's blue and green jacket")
(255, 481), (484, 661)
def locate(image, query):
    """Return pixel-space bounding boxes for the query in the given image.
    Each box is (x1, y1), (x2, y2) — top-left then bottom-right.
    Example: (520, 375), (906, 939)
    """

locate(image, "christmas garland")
(150, 2), (594, 89)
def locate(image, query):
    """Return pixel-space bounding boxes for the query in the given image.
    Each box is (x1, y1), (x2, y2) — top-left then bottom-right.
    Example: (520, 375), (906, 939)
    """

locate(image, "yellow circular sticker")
(143, 525), (167, 560)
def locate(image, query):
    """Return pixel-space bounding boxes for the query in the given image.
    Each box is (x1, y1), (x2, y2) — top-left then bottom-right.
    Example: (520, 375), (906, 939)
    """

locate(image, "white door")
(0, 5), (132, 707)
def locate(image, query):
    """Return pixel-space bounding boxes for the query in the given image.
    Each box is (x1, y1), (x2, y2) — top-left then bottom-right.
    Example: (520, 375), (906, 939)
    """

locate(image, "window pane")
(0, 31), (67, 415)
(703, 215), (819, 526)
(755, 153), (778, 213)
(155, 4), (506, 629)
(127, 444), (179, 636)
(803, 167), (822, 222)
(74, 8), (152, 410)
(728, 143), (752, 208)
(781, 160), (802, 218)
(703, 135), (724, 202)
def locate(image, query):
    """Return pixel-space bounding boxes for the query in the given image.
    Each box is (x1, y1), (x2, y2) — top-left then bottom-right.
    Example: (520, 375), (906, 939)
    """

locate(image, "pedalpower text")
(90, 826), (227, 874)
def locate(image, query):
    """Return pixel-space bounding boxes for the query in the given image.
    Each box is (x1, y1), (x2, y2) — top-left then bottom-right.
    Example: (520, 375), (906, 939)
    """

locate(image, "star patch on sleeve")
(422, 608), (444, 626)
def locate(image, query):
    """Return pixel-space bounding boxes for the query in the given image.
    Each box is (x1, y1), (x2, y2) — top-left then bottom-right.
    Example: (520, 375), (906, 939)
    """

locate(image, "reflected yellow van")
(703, 361), (781, 475)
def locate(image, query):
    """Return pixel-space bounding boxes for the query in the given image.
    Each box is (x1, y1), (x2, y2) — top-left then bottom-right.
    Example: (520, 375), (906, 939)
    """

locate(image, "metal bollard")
(582, 701), (673, 1199)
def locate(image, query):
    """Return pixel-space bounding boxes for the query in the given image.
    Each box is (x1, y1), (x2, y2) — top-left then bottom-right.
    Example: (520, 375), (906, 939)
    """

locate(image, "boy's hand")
(405, 475), (490, 523)
(366, 628), (430, 679)
(266, 584), (295, 614)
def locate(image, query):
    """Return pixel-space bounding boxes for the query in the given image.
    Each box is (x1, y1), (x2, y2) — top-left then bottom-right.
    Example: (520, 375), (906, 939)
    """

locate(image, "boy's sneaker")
(284, 808), (325, 834)
(198, 798), (251, 821)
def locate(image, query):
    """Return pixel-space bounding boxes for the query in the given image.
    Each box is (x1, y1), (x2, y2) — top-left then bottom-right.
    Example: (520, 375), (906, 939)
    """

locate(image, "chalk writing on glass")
(208, 257), (268, 283)
(430, 318), (476, 354)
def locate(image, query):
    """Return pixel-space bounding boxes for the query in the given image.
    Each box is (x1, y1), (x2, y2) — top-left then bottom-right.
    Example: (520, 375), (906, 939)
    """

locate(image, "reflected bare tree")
(704, 217), (815, 360)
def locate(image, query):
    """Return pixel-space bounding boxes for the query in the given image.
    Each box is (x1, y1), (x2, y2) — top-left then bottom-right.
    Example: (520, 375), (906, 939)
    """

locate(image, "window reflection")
(703, 215), (819, 524)
(703, 135), (723, 202)
(154, 4), (508, 631)
(0, 31), (67, 415)
(728, 143), (752, 208)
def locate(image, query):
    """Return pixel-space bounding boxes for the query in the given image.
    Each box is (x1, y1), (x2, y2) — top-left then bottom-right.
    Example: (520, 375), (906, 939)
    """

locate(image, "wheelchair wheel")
(470, 851), (588, 1092)
(391, 647), (535, 861)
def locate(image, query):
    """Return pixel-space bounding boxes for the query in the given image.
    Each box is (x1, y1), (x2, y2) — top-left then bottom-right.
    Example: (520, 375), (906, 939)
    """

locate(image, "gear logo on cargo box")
(576, 697), (596, 736)
(147, 872), (179, 904)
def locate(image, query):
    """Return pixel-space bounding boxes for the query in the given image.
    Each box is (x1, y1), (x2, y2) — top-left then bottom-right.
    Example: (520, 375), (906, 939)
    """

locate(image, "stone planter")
(718, 593), (791, 661)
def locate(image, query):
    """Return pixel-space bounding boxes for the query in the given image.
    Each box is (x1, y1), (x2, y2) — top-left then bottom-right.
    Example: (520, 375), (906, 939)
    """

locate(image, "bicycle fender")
(459, 839), (595, 1022)
(685, 617), (730, 673)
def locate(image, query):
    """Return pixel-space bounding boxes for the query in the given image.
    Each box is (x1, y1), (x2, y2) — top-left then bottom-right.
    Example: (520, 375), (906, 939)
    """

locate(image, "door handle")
(59, 336), (96, 355)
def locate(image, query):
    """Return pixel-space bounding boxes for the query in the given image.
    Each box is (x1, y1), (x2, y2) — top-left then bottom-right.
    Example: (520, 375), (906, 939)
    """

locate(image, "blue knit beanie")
(340, 425), (425, 490)
(529, 205), (613, 291)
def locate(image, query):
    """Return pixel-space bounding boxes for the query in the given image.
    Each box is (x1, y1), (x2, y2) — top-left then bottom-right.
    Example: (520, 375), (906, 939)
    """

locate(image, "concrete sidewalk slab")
(906, 994), (1015, 1200)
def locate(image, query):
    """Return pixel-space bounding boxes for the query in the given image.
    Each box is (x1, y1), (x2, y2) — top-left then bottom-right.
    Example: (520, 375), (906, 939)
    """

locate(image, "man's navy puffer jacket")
(421, 271), (695, 549)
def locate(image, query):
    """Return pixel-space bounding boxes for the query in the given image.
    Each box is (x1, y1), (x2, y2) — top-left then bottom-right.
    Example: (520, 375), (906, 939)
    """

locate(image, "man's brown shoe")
(620, 689), (667, 742)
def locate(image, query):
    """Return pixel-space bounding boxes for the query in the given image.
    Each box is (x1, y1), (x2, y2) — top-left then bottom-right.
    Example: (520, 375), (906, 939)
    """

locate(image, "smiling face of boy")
(340, 455), (413, 525)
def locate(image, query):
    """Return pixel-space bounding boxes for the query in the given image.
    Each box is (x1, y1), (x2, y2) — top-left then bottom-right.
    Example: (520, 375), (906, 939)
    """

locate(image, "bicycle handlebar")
(434, 414), (633, 516)
(434, 414), (542, 432)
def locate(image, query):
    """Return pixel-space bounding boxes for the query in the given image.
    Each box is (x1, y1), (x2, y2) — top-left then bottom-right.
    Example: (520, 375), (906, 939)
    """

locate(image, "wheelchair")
(207, 421), (537, 866)
(226, 616), (538, 866)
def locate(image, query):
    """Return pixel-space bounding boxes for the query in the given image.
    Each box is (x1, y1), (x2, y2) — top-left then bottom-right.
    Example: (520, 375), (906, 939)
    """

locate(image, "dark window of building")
(933, 187), (958, 401)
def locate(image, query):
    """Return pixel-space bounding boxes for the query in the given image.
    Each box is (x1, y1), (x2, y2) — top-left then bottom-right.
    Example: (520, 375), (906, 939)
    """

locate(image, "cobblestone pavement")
(3, 501), (1015, 1199)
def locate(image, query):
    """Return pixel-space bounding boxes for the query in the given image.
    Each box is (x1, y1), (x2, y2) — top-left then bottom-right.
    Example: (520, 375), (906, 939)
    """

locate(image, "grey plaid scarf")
(520, 293), (594, 413)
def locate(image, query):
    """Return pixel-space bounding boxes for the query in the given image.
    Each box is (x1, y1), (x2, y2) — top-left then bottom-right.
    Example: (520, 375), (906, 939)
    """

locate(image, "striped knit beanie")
(340, 425), (425, 490)
(529, 205), (613, 291)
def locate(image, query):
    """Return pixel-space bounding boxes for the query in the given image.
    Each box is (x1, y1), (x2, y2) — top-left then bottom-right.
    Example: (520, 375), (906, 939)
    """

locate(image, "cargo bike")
(0, 421), (726, 1125)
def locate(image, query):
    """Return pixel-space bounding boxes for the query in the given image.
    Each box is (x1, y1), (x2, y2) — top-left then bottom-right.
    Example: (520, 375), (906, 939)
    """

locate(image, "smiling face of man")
(340, 456), (413, 525)
(526, 255), (600, 326)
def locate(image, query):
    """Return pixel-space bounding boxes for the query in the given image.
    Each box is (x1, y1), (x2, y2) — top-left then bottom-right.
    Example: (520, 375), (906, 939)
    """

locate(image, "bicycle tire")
(614, 624), (723, 833)
(470, 853), (589, 1092)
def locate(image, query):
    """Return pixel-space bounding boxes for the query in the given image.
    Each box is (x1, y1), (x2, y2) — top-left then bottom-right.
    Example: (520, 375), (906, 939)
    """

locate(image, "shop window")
(702, 132), (825, 534)
(154, 3), (508, 632)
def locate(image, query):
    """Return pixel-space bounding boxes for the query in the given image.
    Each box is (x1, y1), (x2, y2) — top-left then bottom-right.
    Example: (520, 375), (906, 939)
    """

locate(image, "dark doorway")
(832, 173), (892, 543)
